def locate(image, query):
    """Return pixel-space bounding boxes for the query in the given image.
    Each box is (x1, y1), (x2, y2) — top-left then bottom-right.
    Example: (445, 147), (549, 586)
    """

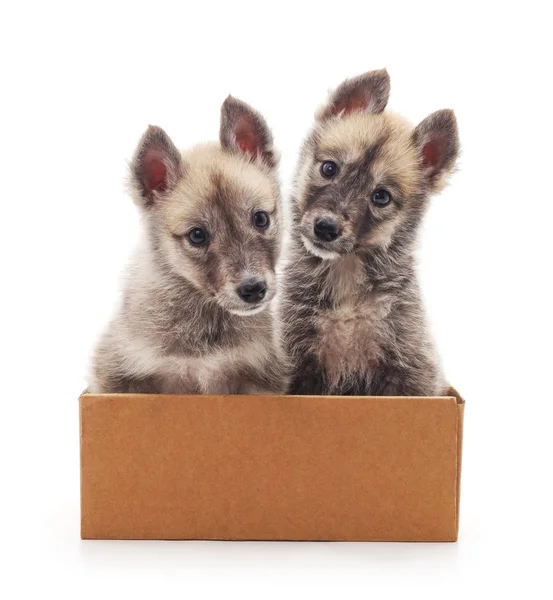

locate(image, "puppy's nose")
(237, 278), (267, 303)
(314, 218), (341, 242)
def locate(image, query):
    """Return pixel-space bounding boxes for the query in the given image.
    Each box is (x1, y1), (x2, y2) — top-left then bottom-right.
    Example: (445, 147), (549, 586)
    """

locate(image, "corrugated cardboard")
(80, 390), (464, 541)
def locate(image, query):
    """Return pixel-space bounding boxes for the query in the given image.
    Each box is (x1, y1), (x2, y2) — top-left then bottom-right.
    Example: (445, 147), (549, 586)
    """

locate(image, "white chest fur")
(119, 330), (273, 394)
(312, 256), (393, 388)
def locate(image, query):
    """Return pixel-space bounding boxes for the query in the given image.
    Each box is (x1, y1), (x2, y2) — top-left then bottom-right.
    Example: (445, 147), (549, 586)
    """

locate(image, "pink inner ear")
(333, 89), (370, 117)
(235, 117), (259, 157)
(422, 137), (445, 171)
(142, 151), (167, 193)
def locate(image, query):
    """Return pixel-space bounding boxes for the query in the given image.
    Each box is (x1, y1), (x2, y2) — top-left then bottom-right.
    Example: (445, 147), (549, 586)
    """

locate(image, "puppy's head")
(295, 69), (459, 260)
(130, 98), (281, 316)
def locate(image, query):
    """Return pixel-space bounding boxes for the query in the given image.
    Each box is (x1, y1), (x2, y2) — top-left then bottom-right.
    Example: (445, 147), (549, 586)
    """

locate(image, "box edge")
(447, 386), (465, 541)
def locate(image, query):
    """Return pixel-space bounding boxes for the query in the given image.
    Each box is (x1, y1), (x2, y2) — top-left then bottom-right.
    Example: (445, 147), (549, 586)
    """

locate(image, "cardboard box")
(80, 389), (464, 541)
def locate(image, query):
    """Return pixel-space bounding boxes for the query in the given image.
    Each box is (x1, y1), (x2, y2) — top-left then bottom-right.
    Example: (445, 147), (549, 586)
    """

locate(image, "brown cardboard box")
(80, 389), (464, 541)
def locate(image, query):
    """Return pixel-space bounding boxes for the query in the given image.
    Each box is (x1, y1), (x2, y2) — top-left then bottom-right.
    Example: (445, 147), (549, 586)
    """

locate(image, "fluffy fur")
(90, 97), (288, 394)
(281, 69), (459, 396)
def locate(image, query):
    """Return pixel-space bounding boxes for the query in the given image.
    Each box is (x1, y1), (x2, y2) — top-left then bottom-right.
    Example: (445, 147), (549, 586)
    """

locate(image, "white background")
(1, 0), (552, 597)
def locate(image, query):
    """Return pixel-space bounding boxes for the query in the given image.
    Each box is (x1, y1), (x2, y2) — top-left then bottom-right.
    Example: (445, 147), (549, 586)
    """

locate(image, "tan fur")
(298, 112), (422, 210)
(98, 309), (278, 394)
(163, 143), (278, 232)
(313, 296), (392, 391)
(144, 142), (282, 308)
(90, 99), (289, 395)
(311, 255), (394, 390)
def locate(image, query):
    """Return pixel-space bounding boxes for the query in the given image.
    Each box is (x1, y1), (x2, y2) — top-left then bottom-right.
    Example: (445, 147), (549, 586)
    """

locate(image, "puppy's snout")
(237, 278), (267, 304)
(314, 218), (341, 242)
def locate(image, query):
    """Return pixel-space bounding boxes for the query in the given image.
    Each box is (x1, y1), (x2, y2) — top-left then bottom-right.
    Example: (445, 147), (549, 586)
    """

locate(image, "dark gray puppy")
(281, 69), (459, 396)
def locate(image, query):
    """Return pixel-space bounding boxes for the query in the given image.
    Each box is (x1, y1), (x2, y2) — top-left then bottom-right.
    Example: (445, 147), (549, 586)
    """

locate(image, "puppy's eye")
(372, 189), (391, 207)
(188, 227), (208, 246)
(253, 210), (270, 229)
(321, 161), (338, 179)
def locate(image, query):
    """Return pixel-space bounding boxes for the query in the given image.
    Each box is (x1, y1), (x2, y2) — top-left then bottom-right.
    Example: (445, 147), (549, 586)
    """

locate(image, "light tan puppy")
(90, 97), (288, 394)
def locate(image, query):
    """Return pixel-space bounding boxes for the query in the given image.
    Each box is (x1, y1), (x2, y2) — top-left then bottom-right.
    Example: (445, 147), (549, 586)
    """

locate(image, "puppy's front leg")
(237, 381), (279, 395)
(89, 372), (160, 394)
(288, 354), (325, 395)
(235, 358), (289, 395)
(236, 375), (288, 395)
(370, 362), (443, 397)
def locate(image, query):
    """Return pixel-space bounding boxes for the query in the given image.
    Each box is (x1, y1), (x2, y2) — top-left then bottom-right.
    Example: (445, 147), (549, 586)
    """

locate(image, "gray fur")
(281, 71), (459, 396)
(90, 99), (288, 395)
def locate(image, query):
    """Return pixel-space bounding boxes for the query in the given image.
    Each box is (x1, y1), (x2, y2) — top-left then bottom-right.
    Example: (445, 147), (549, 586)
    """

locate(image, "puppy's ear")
(220, 96), (277, 168)
(130, 126), (182, 206)
(412, 109), (459, 193)
(317, 68), (390, 121)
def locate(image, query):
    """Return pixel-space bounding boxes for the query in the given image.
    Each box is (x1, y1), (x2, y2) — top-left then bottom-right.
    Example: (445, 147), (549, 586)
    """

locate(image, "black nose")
(237, 279), (267, 303)
(314, 218), (341, 242)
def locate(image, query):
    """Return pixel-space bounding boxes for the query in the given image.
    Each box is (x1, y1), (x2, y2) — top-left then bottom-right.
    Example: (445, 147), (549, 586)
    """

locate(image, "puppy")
(281, 69), (459, 396)
(90, 97), (288, 394)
